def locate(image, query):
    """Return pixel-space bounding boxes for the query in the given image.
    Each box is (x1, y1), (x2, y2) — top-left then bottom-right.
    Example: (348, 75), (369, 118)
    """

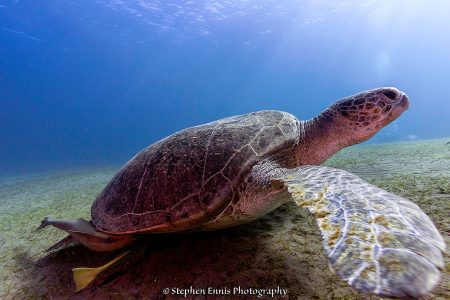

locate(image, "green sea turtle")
(38, 87), (446, 298)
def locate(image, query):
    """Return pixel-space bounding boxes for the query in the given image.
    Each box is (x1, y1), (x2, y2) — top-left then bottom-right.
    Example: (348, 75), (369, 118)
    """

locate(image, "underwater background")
(0, 1), (449, 299)
(1, 0), (450, 176)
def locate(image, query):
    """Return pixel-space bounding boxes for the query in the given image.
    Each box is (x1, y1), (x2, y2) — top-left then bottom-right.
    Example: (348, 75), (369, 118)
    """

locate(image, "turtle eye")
(382, 90), (398, 100)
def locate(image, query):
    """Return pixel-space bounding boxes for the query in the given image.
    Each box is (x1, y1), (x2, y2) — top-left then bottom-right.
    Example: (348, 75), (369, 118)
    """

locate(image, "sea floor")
(0, 138), (449, 299)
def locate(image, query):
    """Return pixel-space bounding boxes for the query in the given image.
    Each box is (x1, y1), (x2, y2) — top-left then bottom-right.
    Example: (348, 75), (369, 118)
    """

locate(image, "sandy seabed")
(0, 138), (449, 299)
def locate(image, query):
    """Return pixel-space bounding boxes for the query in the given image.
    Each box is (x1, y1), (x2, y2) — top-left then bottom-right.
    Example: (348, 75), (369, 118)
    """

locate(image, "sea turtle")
(38, 87), (446, 298)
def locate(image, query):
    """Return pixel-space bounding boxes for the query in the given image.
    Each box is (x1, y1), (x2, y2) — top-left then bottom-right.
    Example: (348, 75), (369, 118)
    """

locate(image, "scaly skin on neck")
(295, 108), (349, 166)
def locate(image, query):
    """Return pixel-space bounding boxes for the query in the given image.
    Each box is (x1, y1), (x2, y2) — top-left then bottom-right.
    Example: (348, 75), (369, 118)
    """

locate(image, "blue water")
(1, 1), (450, 175)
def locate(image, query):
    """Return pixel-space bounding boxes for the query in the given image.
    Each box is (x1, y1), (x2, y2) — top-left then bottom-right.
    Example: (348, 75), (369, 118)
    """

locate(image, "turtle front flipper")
(274, 165), (446, 299)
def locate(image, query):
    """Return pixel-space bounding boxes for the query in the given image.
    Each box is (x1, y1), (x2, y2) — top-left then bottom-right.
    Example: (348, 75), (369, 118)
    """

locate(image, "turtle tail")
(72, 251), (131, 292)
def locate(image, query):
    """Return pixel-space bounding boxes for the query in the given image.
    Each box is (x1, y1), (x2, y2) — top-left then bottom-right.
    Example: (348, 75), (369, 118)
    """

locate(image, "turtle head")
(294, 87), (409, 166)
(329, 87), (409, 145)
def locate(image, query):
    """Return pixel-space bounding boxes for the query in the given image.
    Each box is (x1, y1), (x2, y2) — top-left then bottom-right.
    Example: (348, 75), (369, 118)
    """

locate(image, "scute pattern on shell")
(91, 110), (299, 233)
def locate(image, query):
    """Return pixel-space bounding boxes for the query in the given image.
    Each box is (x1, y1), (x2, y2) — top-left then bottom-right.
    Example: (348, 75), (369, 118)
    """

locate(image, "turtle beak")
(381, 90), (409, 125)
(390, 92), (409, 119)
(397, 92), (409, 110)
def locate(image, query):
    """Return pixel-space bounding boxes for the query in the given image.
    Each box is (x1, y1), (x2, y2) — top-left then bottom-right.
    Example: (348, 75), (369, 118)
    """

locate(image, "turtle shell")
(91, 110), (299, 234)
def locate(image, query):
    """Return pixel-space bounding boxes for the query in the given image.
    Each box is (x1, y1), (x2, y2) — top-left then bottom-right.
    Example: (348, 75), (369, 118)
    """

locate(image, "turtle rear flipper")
(35, 217), (85, 252)
(47, 235), (76, 252)
(36, 217), (136, 252)
(274, 165), (445, 299)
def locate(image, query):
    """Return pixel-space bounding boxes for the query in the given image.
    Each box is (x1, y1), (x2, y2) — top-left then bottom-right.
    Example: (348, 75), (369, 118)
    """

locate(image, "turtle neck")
(294, 107), (349, 166)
